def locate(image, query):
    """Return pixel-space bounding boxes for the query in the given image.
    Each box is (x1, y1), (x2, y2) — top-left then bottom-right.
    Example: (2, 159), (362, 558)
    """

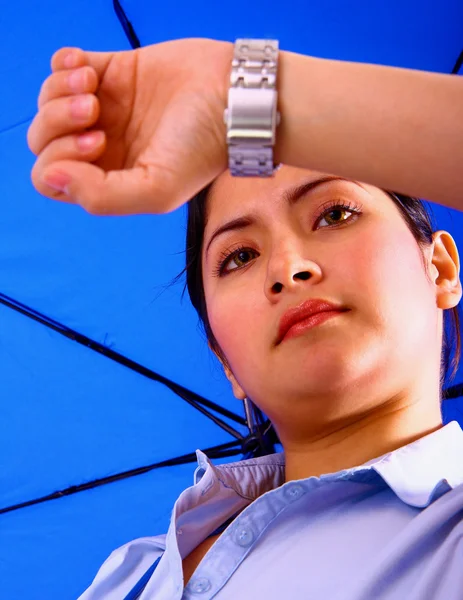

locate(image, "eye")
(314, 199), (362, 229)
(213, 245), (257, 277)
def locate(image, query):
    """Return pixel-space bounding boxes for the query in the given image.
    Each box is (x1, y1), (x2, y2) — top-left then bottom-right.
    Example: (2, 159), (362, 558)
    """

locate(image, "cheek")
(205, 280), (263, 368)
(350, 227), (435, 336)
(208, 287), (260, 343)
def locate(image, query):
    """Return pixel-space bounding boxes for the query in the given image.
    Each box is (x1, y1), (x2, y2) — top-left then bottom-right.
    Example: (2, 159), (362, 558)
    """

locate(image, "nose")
(265, 244), (322, 300)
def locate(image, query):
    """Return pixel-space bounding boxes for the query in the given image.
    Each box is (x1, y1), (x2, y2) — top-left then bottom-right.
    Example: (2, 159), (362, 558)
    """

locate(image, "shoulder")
(77, 534), (166, 599)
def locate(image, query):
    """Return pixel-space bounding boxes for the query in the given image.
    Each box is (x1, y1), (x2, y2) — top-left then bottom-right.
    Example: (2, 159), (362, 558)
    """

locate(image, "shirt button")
(235, 527), (254, 547)
(191, 577), (211, 593)
(176, 528), (183, 535)
(283, 483), (305, 502)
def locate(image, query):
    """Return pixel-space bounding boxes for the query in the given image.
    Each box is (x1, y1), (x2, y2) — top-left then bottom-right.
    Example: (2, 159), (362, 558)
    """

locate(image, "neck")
(281, 399), (443, 483)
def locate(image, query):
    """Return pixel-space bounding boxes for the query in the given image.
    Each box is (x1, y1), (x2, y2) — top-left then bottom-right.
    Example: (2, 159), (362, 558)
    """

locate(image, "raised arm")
(28, 39), (462, 216)
(276, 50), (463, 211)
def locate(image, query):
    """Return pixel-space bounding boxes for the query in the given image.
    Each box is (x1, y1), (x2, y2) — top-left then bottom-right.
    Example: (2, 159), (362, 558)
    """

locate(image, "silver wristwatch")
(223, 39), (281, 177)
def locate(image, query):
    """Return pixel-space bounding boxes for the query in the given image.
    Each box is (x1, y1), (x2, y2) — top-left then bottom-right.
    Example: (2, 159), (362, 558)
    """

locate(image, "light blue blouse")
(78, 420), (463, 599)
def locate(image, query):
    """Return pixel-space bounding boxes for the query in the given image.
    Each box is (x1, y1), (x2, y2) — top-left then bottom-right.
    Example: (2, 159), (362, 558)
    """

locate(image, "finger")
(51, 46), (116, 80)
(39, 159), (191, 216)
(38, 66), (99, 110)
(31, 131), (106, 200)
(27, 93), (100, 156)
(51, 47), (89, 72)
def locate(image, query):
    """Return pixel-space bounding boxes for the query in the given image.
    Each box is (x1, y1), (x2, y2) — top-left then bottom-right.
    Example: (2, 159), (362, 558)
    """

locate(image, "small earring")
(243, 396), (257, 434)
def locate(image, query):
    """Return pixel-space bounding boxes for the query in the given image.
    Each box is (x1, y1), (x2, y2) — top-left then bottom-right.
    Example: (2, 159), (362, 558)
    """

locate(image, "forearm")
(275, 50), (463, 211)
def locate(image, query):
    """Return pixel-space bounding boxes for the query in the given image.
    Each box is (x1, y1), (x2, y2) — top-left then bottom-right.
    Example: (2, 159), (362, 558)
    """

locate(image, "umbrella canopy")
(1, 1), (462, 598)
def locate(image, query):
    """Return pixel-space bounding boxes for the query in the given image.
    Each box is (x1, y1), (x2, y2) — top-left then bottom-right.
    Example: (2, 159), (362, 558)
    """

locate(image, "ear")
(428, 231), (462, 310)
(208, 340), (246, 400)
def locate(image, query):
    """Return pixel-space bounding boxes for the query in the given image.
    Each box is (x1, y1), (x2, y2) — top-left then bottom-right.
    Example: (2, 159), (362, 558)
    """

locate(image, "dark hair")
(173, 181), (461, 410)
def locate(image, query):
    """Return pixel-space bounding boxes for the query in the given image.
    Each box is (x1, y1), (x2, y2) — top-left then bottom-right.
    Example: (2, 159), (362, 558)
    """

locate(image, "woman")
(28, 38), (463, 598)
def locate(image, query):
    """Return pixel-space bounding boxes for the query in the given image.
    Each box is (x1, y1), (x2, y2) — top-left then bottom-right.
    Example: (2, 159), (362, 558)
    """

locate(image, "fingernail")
(71, 96), (92, 119)
(68, 69), (85, 92)
(64, 51), (78, 69)
(77, 131), (103, 151)
(42, 170), (71, 194)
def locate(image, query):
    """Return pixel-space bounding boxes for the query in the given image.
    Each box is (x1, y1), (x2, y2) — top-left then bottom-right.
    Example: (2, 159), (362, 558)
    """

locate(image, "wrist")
(274, 49), (316, 167)
(215, 40), (235, 170)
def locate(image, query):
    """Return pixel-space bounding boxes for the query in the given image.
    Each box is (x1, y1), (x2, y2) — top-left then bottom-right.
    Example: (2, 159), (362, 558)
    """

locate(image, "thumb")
(41, 160), (191, 216)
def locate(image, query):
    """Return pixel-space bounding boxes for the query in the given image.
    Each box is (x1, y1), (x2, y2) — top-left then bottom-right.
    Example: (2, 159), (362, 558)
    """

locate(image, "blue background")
(0, 1), (462, 598)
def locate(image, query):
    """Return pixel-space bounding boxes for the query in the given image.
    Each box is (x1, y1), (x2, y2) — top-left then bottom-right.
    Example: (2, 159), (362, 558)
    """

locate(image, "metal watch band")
(223, 39), (281, 177)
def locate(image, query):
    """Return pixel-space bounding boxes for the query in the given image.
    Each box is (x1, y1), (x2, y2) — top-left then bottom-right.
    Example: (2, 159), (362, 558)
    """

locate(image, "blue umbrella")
(1, 1), (462, 598)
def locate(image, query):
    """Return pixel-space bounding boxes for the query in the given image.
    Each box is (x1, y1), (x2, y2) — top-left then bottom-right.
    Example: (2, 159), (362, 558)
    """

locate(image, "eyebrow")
(205, 176), (368, 258)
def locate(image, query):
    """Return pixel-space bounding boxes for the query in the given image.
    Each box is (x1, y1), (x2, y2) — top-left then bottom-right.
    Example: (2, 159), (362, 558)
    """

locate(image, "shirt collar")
(194, 420), (463, 508)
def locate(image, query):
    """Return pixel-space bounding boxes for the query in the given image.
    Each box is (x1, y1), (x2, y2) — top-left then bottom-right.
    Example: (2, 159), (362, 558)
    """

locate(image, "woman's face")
(201, 165), (455, 443)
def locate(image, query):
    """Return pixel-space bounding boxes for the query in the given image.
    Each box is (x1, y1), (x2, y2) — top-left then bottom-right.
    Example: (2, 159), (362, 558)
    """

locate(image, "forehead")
(205, 165), (381, 224)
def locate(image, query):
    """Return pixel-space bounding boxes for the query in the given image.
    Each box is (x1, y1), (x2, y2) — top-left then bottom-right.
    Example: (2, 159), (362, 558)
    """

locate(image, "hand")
(27, 38), (233, 215)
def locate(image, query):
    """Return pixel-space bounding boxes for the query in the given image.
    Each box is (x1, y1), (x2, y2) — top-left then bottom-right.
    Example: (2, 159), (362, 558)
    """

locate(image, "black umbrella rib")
(113, 0), (141, 49)
(0, 439), (246, 515)
(451, 49), (463, 74)
(0, 292), (247, 437)
(444, 383), (463, 400)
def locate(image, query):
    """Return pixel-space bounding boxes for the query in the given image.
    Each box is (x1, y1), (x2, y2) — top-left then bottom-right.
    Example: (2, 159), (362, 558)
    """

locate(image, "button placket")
(283, 483), (305, 502)
(190, 577), (212, 594)
(234, 525), (255, 547)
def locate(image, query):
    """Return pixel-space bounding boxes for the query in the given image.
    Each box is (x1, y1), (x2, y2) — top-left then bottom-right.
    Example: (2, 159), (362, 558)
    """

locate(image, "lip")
(277, 299), (349, 345)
